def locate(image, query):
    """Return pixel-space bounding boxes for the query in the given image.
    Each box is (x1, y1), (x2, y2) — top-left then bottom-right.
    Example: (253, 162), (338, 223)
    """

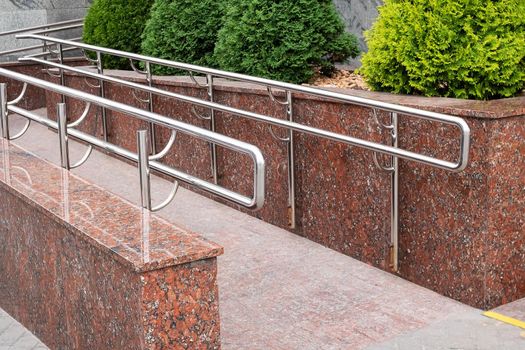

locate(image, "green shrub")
(82, 0), (155, 69)
(141, 0), (225, 75)
(213, 0), (360, 84)
(360, 0), (525, 100)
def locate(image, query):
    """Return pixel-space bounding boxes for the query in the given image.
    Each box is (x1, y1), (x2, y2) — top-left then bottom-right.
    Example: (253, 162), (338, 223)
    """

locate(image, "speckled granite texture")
(42, 69), (524, 309)
(0, 139), (222, 349)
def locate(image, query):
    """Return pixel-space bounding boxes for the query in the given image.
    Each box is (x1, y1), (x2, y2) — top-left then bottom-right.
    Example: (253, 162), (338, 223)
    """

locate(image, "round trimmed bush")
(360, 0), (525, 100)
(213, 0), (360, 84)
(141, 0), (225, 75)
(82, 0), (155, 69)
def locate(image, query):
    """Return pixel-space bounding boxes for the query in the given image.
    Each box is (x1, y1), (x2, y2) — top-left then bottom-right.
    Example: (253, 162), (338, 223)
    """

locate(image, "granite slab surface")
(0, 139), (223, 273)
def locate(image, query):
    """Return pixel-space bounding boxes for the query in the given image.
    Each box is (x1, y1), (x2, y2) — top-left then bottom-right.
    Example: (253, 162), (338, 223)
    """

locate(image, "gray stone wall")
(334, 0), (383, 51)
(333, 0), (382, 68)
(0, 0), (91, 61)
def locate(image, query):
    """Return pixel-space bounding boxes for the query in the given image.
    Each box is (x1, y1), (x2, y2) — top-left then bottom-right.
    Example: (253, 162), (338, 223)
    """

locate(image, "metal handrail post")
(42, 33), (49, 62)
(390, 113), (399, 272)
(57, 103), (70, 169)
(207, 74), (218, 184)
(137, 130), (152, 210)
(286, 91), (296, 229)
(96, 51), (108, 142)
(145, 62), (156, 154)
(58, 44), (66, 103)
(0, 84), (9, 140)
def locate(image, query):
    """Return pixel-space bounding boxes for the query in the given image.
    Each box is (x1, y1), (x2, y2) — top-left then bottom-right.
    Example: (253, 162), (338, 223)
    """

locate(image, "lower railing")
(0, 68), (266, 211)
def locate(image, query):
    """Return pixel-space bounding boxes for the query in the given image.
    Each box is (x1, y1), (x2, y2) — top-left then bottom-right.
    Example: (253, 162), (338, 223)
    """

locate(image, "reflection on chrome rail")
(0, 139), (154, 265)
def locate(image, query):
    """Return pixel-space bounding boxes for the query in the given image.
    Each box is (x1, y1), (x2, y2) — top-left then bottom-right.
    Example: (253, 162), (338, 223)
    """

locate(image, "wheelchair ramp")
(1, 109), (522, 349)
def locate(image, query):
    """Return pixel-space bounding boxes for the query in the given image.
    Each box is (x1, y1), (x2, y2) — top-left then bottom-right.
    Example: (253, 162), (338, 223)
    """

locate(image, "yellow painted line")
(483, 311), (525, 329)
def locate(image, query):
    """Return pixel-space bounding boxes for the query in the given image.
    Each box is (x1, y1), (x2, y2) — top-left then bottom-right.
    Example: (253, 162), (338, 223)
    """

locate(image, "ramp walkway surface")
(1, 110), (524, 349)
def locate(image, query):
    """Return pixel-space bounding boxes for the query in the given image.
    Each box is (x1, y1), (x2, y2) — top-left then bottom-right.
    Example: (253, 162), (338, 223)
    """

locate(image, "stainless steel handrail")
(32, 24), (84, 36)
(0, 19), (83, 37)
(0, 68), (266, 210)
(0, 20), (83, 58)
(0, 38), (82, 57)
(14, 34), (472, 272)
(20, 57), (469, 171)
(28, 46), (80, 60)
(17, 33), (470, 153)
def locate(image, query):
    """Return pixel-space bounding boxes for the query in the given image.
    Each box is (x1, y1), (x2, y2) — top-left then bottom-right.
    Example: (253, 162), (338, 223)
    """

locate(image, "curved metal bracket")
(7, 83), (28, 105)
(372, 109), (395, 130)
(152, 181), (179, 212)
(8, 119), (31, 141)
(69, 145), (93, 169)
(268, 125), (290, 142)
(132, 89), (150, 104)
(372, 109), (396, 172)
(84, 77), (101, 89)
(129, 59), (147, 75)
(189, 72), (208, 88)
(82, 49), (99, 64)
(67, 102), (92, 128)
(45, 67), (62, 78)
(149, 130), (177, 161)
(191, 105), (211, 121)
(267, 87), (290, 105)
(47, 44), (60, 56)
(373, 152), (395, 173)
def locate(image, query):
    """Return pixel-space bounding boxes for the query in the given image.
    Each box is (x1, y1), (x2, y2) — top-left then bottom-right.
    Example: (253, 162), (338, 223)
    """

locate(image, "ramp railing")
(13, 33), (471, 272)
(0, 68), (266, 211)
(0, 19), (83, 60)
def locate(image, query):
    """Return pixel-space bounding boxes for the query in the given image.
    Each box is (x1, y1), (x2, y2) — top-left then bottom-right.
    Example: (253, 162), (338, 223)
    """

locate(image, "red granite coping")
(93, 68), (525, 120)
(0, 139), (223, 273)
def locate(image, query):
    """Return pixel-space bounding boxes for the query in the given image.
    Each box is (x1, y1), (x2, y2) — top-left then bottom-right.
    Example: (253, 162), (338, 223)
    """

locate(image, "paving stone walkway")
(0, 309), (47, 350)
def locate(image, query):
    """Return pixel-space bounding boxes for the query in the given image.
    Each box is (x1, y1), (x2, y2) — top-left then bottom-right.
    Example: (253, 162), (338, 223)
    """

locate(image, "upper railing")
(0, 19), (83, 59)
(17, 34), (470, 171)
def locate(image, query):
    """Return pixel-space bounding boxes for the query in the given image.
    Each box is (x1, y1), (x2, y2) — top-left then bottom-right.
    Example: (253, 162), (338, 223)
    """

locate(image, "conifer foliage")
(141, 0), (224, 75)
(82, 0), (155, 69)
(360, 0), (525, 100)
(213, 0), (360, 84)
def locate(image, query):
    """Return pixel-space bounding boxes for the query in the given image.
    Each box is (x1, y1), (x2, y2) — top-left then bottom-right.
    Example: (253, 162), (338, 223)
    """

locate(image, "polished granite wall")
(0, 139), (223, 349)
(42, 70), (525, 309)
